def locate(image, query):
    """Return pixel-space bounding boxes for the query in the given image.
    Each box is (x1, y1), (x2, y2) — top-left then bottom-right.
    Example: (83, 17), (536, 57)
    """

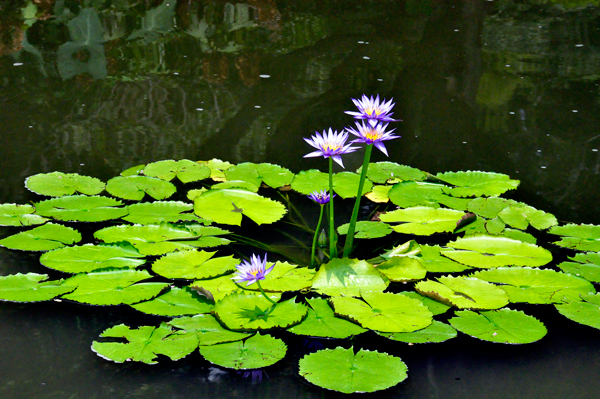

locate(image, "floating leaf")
(299, 347), (408, 394)
(359, 162), (427, 184)
(0, 273), (75, 302)
(398, 291), (451, 315)
(555, 293), (600, 330)
(61, 270), (169, 305)
(449, 309), (547, 344)
(375, 256), (427, 282)
(120, 164), (145, 177)
(92, 323), (198, 364)
(311, 258), (389, 297)
(152, 250), (237, 280)
(416, 245), (472, 273)
(94, 223), (230, 256)
(193, 189), (287, 226)
(0, 204), (48, 227)
(224, 162), (294, 189)
(212, 181), (259, 192)
(243, 262), (315, 292)
(378, 240), (421, 260)
(287, 298), (366, 338)
(0, 223), (81, 251)
(380, 207), (465, 235)
(143, 159), (210, 183)
(416, 276), (509, 310)
(558, 252), (600, 283)
(34, 195), (127, 222)
(330, 292), (433, 333)
(441, 235), (552, 268)
(471, 267), (595, 304)
(436, 171), (520, 197)
(379, 320), (457, 344)
(106, 176), (176, 201)
(332, 172), (373, 199)
(199, 333), (286, 370)
(388, 181), (470, 210)
(199, 159), (233, 182)
(168, 314), (250, 345)
(131, 287), (213, 316)
(485, 217), (506, 235)
(502, 228), (537, 244)
(365, 185), (392, 203)
(498, 205), (557, 231)
(467, 197), (518, 219)
(549, 224), (600, 252)
(213, 293), (306, 331)
(123, 201), (201, 224)
(290, 170), (329, 194)
(337, 221), (393, 239)
(25, 172), (105, 197)
(40, 243), (145, 273)
(190, 274), (246, 302)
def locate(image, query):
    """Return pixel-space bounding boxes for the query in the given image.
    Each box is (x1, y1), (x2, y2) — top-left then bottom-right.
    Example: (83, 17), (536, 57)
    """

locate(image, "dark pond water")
(2, 0), (600, 398)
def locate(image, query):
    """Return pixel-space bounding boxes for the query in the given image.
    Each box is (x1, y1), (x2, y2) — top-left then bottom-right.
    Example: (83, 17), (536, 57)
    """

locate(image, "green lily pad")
(549, 224), (600, 252)
(440, 235), (553, 268)
(106, 175), (176, 201)
(0, 223), (81, 251)
(398, 291), (451, 315)
(131, 287), (213, 316)
(287, 298), (367, 338)
(92, 323), (198, 364)
(61, 269), (169, 305)
(190, 275), (245, 302)
(501, 228), (537, 244)
(212, 181), (259, 193)
(449, 309), (547, 344)
(378, 240), (421, 260)
(416, 245), (472, 273)
(120, 164), (145, 177)
(337, 221), (393, 239)
(379, 320), (457, 344)
(558, 252), (600, 283)
(416, 276), (509, 309)
(299, 347), (408, 394)
(168, 314), (250, 345)
(123, 201), (201, 224)
(311, 258), (389, 297)
(199, 333), (286, 370)
(34, 195), (127, 222)
(0, 204), (48, 226)
(380, 207), (465, 235)
(187, 188), (208, 201)
(555, 293), (600, 330)
(471, 267), (595, 304)
(332, 172), (373, 199)
(199, 159), (233, 182)
(485, 217), (506, 235)
(224, 162), (294, 189)
(436, 171), (520, 197)
(25, 172), (105, 197)
(467, 197), (518, 219)
(330, 292), (433, 333)
(40, 243), (145, 273)
(498, 205), (558, 231)
(213, 293), (306, 331)
(359, 162), (427, 184)
(290, 170), (329, 194)
(365, 185), (392, 203)
(94, 223), (231, 256)
(375, 256), (427, 282)
(243, 262), (315, 292)
(0, 273), (75, 302)
(388, 181), (470, 210)
(143, 159), (210, 183)
(152, 250), (238, 280)
(193, 189), (287, 226)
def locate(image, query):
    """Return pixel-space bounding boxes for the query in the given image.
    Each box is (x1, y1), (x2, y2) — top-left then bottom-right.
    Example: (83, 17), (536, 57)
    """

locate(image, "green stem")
(311, 204), (325, 267)
(328, 157), (338, 258)
(256, 280), (277, 305)
(343, 144), (373, 257)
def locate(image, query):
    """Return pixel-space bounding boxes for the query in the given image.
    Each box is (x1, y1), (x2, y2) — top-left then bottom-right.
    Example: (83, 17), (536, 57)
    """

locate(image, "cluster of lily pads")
(1, 158), (600, 393)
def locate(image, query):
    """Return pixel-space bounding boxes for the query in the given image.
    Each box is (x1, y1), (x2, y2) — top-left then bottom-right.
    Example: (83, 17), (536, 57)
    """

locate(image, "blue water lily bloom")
(308, 190), (334, 205)
(232, 254), (275, 286)
(345, 94), (400, 126)
(303, 128), (358, 168)
(346, 121), (400, 156)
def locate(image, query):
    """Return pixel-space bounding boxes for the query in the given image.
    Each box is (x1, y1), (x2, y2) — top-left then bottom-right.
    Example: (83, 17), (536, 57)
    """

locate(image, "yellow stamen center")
(365, 128), (382, 141)
(323, 143), (341, 152)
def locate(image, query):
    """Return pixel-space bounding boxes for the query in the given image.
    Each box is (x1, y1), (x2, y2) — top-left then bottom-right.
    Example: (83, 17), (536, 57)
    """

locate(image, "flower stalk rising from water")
(308, 190), (333, 267)
(304, 129), (357, 258)
(232, 254), (277, 305)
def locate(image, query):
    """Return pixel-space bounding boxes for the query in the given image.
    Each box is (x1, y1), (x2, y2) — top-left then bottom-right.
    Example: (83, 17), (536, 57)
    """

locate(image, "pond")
(1, 0), (600, 397)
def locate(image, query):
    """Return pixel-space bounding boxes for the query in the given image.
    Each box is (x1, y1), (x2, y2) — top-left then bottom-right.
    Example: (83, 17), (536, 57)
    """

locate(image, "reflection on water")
(2, 1), (600, 398)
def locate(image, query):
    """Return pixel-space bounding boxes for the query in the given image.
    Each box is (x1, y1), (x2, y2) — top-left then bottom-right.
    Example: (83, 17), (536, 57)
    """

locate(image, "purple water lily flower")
(303, 128), (358, 168)
(346, 121), (400, 156)
(345, 94), (400, 126)
(231, 254), (275, 287)
(308, 190), (334, 205)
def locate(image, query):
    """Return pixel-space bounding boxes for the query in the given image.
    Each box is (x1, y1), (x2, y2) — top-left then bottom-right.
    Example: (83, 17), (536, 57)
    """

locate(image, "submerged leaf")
(287, 298), (366, 339)
(0, 223), (81, 251)
(25, 172), (105, 197)
(0, 204), (48, 227)
(0, 273), (75, 302)
(299, 347), (408, 394)
(199, 333), (287, 370)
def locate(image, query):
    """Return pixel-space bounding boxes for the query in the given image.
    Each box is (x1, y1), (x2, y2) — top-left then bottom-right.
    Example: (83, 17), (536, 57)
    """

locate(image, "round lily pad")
(0, 223), (81, 251)
(436, 171), (520, 198)
(359, 162), (427, 183)
(25, 172), (105, 197)
(199, 333), (287, 370)
(34, 195), (127, 222)
(365, 185), (393, 203)
(498, 204), (557, 231)
(131, 287), (213, 316)
(388, 181), (470, 210)
(152, 250), (237, 280)
(0, 204), (48, 227)
(558, 252), (600, 283)
(0, 273), (75, 302)
(168, 314), (250, 346)
(287, 298), (367, 339)
(242, 262), (315, 292)
(332, 172), (373, 199)
(380, 206), (465, 235)
(106, 175), (176, 201)
(40, 243), (145, 273)
(416, 245), (472, 273)
(143, 159), (210, 183)
(555, 293), (600, 330)
(224, 162), (294, 189)
(449, 309), (547, 344)
(398, 291), (451, 316)
(299, 347), (408, 394)
(123, 201), (201, 224)
(467, 197), (518, 219)
(549, 224), (600, 252)
(379, 320), (457, 344)
(290, 170), (329, 194)
(311, 258), (389, 297)
(416, 276), (509, 310)
(375, 256), (427, 282)
(337, 221), (393, 239)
